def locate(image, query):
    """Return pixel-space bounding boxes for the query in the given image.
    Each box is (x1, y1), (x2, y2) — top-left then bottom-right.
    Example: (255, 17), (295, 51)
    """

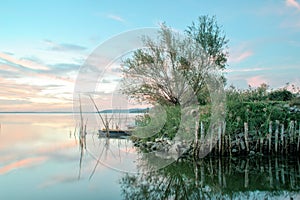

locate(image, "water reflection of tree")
(121, 162), (205, 199)
(120, 157), (300, 199)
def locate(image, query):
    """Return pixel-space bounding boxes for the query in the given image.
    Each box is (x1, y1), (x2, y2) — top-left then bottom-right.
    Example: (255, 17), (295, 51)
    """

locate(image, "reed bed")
(194, 120), (300, 157)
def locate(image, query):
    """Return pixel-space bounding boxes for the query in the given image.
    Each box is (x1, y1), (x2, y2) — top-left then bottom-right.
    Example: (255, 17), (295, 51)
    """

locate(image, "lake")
(1, 114), (300, 199)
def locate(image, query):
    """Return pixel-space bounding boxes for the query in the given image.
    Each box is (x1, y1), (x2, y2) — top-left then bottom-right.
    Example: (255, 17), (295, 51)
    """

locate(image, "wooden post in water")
(290, 167), (295, 189)
(223, 172), (227, 188)
(222, 122), (226, 156)
(268, 121), (272, 154)
(200, 121), (204, 155)
(200, 164), (205, 187)
(244, 122), (249, 153)
(194, 162), (199, 187)
(292, 120), (295, 142)
(281, 161), (285, 185)
(193, 120), (199, 158)
(295, 121), (298, 152)
(200, 122), (204, 140)
(281, 124), (284, 154)
(218, 159), (222, 186)
(218, 122), (222, 155)
(298, 158), (300, 186)
(275, 120), (279, 154)
(285, 123), (288, 155)
(269, 158), (273, 188)
(228, 133), (232, 158)
(210, 129), (213, 154)
(275, 157), (279, 183)
(289, 121), (295, 153)
(209, 158), (213, 178)
(297, 122), (300, 152)
(244, 159), (249, 188)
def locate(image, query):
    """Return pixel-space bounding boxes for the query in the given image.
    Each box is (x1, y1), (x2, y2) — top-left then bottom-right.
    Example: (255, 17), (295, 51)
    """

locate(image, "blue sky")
(0, 0), (300, 111)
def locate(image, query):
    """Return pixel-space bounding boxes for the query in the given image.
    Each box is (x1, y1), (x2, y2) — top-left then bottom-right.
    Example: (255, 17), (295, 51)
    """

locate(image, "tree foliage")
(186, 15), (229, 69)
(122, 16), (228, 106)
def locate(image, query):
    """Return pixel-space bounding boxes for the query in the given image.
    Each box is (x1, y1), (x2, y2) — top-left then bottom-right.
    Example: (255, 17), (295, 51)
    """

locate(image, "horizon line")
(0, 108), (149, 114)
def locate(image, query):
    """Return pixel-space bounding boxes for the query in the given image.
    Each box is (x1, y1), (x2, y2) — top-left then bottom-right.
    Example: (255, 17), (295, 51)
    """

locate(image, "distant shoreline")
(0, 111), (77, 114)
(0, 108), (149, 114)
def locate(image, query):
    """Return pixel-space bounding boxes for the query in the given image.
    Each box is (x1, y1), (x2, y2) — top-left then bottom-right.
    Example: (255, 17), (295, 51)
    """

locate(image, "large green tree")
(121, 16), (228, 106)
(186, 15), (229, 69)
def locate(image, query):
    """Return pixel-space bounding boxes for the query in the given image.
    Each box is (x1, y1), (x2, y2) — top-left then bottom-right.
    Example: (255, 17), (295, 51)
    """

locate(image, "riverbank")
(131, 119), (300, 160)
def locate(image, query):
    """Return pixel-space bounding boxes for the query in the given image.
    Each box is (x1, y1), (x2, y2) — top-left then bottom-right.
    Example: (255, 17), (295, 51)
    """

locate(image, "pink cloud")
(0, 63), (19, 72)
(0, 77), (73, 112)
(286, 0), (300, 10)
(0, 62), (74, 112)
(229, 50), (253, 63)
(0, 52), (49, 71)
(246, 76), (268, 87)
(0, 157), (47, 175)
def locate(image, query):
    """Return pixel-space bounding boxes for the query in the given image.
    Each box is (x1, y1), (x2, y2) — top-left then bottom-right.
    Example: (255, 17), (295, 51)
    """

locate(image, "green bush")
(134, 105), (181, 141)
(225, 84), (299, 137)
(268, 90), (293, 101)
(134, 85), (300, 143)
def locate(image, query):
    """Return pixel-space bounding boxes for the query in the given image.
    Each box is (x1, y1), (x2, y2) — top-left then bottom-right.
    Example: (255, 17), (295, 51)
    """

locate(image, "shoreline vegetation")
(115, 16), (300, 161)
(131, 84), (300, 160)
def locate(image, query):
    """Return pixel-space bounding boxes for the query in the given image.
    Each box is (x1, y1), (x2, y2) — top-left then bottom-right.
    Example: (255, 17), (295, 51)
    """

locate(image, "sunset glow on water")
(0, 114), (136, 199)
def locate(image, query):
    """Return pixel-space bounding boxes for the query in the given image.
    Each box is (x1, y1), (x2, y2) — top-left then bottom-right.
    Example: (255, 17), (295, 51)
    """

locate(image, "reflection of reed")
(121, 157), (300, 199)
(88, 137), (133, 178)
(89, 138), (109, 180)
(202, 157), (300, 191)
(76, 94), (135, 180)
(78, 95), (87, 180)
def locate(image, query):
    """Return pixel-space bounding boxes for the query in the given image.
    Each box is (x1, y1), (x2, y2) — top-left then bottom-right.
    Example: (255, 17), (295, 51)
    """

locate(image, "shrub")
(268, 90), (293, 101)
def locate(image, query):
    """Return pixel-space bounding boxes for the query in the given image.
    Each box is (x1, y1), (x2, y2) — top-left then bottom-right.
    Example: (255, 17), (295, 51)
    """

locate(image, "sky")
(0, 0), (300, 112)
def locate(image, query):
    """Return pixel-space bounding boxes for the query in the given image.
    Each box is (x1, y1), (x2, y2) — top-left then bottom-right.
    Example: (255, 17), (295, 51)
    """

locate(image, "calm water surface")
(1, 114), (300, 199)
(0, 114), (137, 200)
